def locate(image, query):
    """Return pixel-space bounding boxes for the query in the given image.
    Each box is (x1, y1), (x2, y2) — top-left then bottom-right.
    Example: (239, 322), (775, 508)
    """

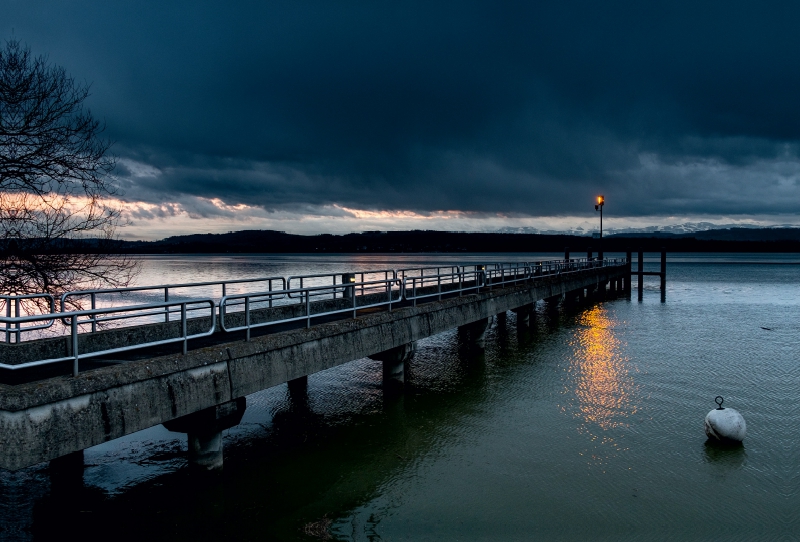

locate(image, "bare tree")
(0, 39), (137, 312)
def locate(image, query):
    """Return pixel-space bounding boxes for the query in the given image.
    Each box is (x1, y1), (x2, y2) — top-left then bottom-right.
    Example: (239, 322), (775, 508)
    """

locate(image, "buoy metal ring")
(715, 396), (725, 410)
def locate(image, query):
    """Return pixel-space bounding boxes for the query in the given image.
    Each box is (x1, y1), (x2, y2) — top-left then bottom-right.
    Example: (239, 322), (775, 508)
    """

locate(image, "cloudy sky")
(5, 0), (800, 239)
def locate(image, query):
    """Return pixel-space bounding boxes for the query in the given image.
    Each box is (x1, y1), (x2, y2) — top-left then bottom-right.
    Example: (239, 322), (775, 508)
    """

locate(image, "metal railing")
(0, 299), (216, 376)
(286, 269), (396, 299)
(0, 294), (56, 343)
(484, 263), (531, 290)
(397, 265), (476, 303)
(220, 278), (403, 338)
(0, 257), (628, 371)
(397, 265), (463, 280)
(403, 270), (486, 306)
(60, 276), (286, 330)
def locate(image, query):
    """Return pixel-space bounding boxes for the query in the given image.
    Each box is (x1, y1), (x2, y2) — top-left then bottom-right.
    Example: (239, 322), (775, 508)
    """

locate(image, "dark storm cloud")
(5, 0), (800, 217)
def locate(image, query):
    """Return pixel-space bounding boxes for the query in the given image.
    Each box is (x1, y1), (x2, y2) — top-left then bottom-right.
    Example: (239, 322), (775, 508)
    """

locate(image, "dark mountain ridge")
(111, 227), (800, 254)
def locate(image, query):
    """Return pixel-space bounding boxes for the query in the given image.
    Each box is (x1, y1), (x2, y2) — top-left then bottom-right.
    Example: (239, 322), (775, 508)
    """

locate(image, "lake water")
(3, 253), (800, 541)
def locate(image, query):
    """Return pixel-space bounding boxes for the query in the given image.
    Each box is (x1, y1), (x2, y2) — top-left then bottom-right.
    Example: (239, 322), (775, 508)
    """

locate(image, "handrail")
(484, 263), (531, 290)
(60, 276), (287, 330)
(0, 299), (216, 375)
(397, 265), (462, 279)
(0, 257), (628, 356)
(403, 270), (486, 306)
(286, 269), (397, 299)
(0, 294), (56, 343)
(220, 278), (403, 338)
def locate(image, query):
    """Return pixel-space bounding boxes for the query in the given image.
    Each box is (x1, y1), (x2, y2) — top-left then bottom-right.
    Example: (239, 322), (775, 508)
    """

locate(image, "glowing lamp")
(594, 195), (605, 258)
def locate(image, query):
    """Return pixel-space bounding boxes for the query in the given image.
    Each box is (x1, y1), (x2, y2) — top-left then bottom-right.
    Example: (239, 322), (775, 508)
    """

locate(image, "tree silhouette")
(0, 39), (136, 311)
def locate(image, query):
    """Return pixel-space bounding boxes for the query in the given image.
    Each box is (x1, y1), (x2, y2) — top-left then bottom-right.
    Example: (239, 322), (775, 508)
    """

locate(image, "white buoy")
(704, 396), (746, 442)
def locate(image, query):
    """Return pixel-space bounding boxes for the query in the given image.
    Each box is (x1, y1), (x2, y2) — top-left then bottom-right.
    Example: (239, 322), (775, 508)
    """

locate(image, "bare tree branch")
(0, 39), (138, 313)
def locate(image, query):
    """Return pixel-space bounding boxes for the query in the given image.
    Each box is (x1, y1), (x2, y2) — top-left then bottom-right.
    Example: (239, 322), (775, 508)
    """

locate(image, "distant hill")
(110, 228), (800, 254)
(610, 227), (800, 242)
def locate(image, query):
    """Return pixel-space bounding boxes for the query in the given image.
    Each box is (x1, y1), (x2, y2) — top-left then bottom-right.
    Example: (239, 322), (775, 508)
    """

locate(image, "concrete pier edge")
(0, 265), (626, 471)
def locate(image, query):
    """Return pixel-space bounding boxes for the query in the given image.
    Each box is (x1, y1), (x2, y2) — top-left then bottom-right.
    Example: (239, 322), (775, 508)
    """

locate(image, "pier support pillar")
(188, 433), (223, 471)
(287, 375), (309, 409)
(49, 450), (84, 493)
(625, 248), (632, 295)
(164, 397), (246, 472)
(637, 249), (644, 300)
(512, 303), (535, 326)
(371, 342), (416, 391)
(459, 317), (490, 349)
(288, 375), (308, 397)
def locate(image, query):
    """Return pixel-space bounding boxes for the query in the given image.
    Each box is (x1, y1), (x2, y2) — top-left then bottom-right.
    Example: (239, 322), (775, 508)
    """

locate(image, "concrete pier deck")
(0, 263), (627, 471)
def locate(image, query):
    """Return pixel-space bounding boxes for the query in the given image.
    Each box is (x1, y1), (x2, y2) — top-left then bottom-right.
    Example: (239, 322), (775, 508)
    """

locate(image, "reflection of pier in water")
(0, 256), (640, 479)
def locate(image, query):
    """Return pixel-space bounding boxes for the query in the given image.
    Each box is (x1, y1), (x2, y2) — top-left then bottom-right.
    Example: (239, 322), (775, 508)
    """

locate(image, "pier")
(629, 248), (668, 300)
(0, 258), (632, 472)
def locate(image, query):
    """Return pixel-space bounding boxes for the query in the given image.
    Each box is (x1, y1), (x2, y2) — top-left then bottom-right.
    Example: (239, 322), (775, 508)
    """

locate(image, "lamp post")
(594, 195), (604, 260)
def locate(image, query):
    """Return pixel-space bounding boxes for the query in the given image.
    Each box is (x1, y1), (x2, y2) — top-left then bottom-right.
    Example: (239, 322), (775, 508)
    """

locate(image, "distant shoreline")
(108, 228), (800, 254)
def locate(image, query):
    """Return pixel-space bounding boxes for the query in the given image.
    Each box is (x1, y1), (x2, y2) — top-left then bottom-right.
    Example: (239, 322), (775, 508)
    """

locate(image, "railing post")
(72, 317), (79, 377)
(306, 291), (311, 328)
(90, 292), (97, 333)
(245, 297), (251, 341)
(14, 298), (20, 344)
(5, 300), (10, 343)
(181, 303), (188, 355)
(661, 247), (667, 294)
(164, 288), (170, 322)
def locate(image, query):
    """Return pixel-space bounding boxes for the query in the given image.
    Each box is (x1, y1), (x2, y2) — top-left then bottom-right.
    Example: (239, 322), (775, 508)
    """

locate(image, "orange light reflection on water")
(564, 305), (639, 461)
